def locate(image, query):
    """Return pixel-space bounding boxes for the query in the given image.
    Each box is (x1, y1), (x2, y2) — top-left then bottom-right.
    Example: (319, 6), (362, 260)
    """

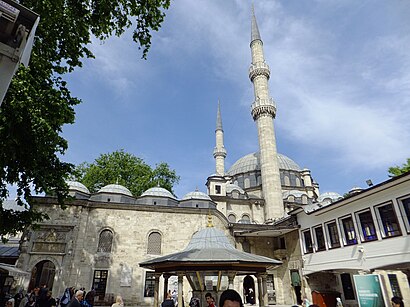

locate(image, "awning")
(0, 263), (30, 277)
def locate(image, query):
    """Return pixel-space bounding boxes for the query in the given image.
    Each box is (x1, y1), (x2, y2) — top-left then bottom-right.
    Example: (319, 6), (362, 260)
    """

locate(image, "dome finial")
(206, 210), (214, 228)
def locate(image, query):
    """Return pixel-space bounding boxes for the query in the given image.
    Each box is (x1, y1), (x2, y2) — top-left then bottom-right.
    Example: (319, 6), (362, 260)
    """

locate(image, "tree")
(0, 0), (171, 241)
(73, 150), (180, 196)
(388, 158), (410, 177)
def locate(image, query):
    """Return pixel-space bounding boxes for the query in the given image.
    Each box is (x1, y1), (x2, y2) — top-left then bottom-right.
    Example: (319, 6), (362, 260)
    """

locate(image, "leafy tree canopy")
(388, 158), (410, 177)
(0, 0), (171, 241)
(73, 150), (180, 197)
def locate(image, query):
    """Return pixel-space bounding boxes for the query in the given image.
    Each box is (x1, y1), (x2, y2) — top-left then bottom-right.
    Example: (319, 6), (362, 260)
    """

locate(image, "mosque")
(2, 7), (409, 307)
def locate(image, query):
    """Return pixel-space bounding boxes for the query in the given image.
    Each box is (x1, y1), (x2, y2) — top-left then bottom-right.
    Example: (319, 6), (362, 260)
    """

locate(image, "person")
(219, 290), (243, 307)
(189, 296), (200, 307)
(59, 289), (71, 307)
(43, 292), (55, 307)
(302, 296), (311, 307)
(111, 296), (123, 307)
(391, 297), (404, 307)
(336, 297), (343, 307)
(205, 293), (214, 307)
(5, 300), (14, 307)
(82, 290), (95, 307)
(162, 293), (175, 307)
(67, 291), (83, 307)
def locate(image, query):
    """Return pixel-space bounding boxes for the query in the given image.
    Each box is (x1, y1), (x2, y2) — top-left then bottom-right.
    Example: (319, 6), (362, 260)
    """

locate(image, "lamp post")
(0, 0), (39, 105)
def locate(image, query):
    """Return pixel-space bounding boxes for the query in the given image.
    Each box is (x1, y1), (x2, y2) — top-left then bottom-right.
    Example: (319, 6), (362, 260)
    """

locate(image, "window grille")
(147, 232), (162, 254)
(326, 222), (340, 248)
(144, 272), (155, 297)
(376, 203), (402, 237)
(97, 230), (113, 253)
(388, 274), (402, 298)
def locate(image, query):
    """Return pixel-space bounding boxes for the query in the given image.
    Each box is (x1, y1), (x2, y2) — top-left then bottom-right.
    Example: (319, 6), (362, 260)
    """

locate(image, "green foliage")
(0, 0), (171, 240)
(73, 150), (180, 196)
(388, 158), (410, 177)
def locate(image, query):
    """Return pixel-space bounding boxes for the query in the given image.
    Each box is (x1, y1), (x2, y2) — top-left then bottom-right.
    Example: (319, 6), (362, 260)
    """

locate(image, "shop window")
(340, 216), (357, 245)
(302, 230), (313, 254)
(147, 231), (162, 254)
(97, 229), (113, 253)
(398, 197), (410, 232)
(375, 203), (402, 238)
(314, 226), (326, 251)
(144, 271), (155, 297)
(388, 274), (402, 298)
(93, 270), (108, 301)
(326, 221), (340, 249)
(356, 210), (378, 242)
(340, 273), (355, 300)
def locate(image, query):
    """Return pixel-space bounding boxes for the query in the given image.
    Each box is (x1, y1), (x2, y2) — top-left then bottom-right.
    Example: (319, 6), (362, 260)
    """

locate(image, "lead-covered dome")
(182, 190), (211, 201)
(98, 184), (132, 196)
(227, 152), (301, 176)
(318, 192), (343, 202)
(141, 187), (176, 199)
(67, 181), (90, 194)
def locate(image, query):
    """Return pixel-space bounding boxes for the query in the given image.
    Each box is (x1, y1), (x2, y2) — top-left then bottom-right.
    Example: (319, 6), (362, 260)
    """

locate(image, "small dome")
(141, 187), (176, 199)
(318, 192), (343, 202)
(98, 184), (132, 196)
(185, 227), (234, 250)
(227, 152), (301, 176)
(283, 190), (308, 198)
(182, 190), (211, 201)
(67, 181), (90, 194)
(226, 183), (245, 194)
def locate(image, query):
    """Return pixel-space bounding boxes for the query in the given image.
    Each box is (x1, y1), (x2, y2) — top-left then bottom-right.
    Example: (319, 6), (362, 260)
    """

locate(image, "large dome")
(227, 152), (301, 176)
(98, 184), (132, 196)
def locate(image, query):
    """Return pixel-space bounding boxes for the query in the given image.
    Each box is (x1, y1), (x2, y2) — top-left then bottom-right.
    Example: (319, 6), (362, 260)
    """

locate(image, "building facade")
(295, 173), (410, 307)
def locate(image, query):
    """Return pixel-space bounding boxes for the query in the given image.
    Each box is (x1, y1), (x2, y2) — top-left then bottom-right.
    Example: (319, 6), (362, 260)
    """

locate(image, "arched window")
(147, 231), (162, 255)
(241, 214), (251, 224)
(244, 177), (250, 188)
(284, 175), (290, 186)
(295, 177), (301, 187)
(97, 229), (113, 253)
(228, 214), (236, 223)
(302, 195), (308, 204)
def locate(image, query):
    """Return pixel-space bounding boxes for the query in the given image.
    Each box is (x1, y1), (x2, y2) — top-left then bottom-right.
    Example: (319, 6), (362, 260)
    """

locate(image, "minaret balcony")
(251, 98), (277, 120)
(249, 62), (270, 81)
(213, 146), (227, 158)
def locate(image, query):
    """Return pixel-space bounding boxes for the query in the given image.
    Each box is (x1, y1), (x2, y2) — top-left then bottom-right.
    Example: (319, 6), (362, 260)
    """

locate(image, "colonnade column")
(154, 273), (161, 307)
(227, 272), (236, 289)
(257, 275), (263, 307)
(163, 274), (170, 302)
(178, 272), (184, 307)
(261, 274), (268, 307)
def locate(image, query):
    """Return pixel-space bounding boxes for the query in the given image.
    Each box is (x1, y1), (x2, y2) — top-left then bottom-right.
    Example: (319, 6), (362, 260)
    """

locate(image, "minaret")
(249, 8), (284, 220)
(213, 101), (227, 176)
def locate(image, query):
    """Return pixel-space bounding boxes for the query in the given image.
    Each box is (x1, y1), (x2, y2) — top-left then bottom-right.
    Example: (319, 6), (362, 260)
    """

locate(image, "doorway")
(28, 260), (56, 291)
(243, 275), (255, 304)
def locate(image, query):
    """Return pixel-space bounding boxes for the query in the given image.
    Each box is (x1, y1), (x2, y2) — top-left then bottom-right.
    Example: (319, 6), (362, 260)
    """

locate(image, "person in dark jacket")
(67, 291), (83, 307)
(162, 293), (175, 307)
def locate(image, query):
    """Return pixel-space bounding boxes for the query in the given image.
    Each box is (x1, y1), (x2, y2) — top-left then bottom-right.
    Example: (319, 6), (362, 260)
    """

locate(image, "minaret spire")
(249, 7), (284, 221)
(213, 100), (227, 176)
(251, 5), (261, 44)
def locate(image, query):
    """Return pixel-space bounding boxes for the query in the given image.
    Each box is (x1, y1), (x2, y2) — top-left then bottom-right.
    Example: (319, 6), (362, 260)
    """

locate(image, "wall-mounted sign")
(353, 275), (386, 307)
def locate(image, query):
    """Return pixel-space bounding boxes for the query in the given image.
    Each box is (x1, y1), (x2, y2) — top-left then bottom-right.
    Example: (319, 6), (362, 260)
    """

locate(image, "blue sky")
(61, 0), (410, 199)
